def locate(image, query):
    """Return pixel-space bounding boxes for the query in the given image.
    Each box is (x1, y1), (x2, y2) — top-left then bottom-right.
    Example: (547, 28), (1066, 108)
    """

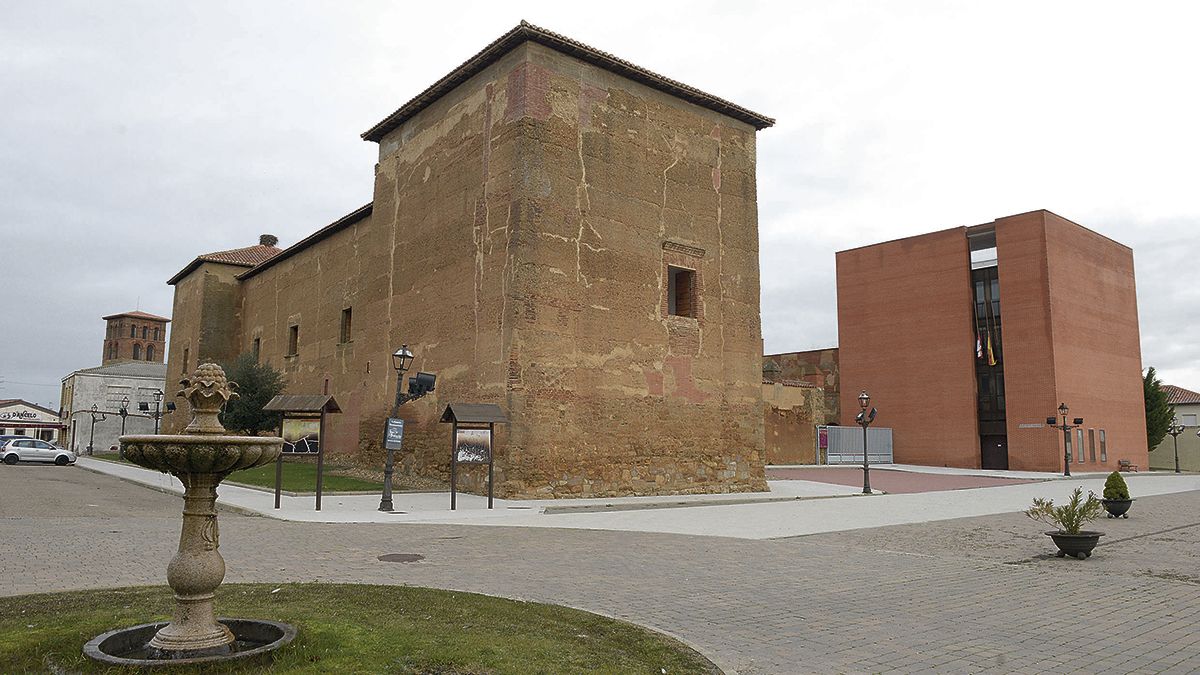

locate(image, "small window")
(130, 324), (136, 338)
(142, 326), (148, 339)
(340, 308), (353, 343)
(1088, 428), (1096, 462)
(252, 337), (261, 362)
(1076, 429), (1085, 463)
(1183, 414), (1198, 427)
(1099, 430), (1107, 462)
(110, 342), (118, 359)
(287, 325), (299, 356)
(146, 344), (155, 361)
(154, 327), (160, 341)
(133, 343), (142, 360)
(182, 347), (190, 374)
(667, 266), (697, 318)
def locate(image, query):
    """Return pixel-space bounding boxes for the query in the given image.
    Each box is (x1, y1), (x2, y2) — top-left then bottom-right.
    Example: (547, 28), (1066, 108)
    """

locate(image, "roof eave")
(361, 20), (773, 143)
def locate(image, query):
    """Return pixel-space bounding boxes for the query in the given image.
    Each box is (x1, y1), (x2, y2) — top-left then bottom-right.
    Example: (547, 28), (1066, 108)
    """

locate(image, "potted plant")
(1025, 487), (1105, 559)
(1101, 470), (1133, 518)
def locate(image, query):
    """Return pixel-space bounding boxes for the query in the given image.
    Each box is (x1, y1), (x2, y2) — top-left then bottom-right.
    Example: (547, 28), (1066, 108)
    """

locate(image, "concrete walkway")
(76, 457), (1200, 539)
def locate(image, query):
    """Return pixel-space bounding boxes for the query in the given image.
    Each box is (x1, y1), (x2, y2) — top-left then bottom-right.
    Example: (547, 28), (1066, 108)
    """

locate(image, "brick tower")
(102, 311), (171, 364)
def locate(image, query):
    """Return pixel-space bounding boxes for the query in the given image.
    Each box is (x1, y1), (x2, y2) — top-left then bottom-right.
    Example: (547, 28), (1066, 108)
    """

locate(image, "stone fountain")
(85, 363), (296, 666)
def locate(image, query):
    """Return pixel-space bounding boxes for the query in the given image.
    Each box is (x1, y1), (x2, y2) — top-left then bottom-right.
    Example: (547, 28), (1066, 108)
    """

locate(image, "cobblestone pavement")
(3, 464), (1199, 674)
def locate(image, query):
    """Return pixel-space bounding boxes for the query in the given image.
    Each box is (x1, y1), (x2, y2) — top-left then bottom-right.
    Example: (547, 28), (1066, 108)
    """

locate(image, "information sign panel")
(282, 417), (321, 454)
(454, 428), (491, 463)
(385, 418), (405, 450)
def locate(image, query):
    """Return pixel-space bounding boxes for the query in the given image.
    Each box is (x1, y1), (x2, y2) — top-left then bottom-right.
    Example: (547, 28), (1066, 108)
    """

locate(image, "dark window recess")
(340, 308), (353, 343)
(288, 325), (299, 356)
(142, 326), (148, 339)
(667, 266), (697, 318)
(146, 344), (155, 361)
(130, 325), (136, 338)
(182, 348), (189, 374)
(133, 344), (142, 360)
(252, 337), (261, 362)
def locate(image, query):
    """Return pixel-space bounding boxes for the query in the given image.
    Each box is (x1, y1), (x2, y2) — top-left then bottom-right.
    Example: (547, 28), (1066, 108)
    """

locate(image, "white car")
(1, 438), (76, 466)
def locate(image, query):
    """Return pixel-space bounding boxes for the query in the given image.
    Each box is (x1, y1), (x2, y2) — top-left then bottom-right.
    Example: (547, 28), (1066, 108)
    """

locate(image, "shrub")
(1103, 471), (1130, 501)
(1025, 487), (1104, 534)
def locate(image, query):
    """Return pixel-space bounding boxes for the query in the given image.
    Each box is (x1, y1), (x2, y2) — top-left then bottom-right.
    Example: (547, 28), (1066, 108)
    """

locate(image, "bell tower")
(102, 311), (171, 364)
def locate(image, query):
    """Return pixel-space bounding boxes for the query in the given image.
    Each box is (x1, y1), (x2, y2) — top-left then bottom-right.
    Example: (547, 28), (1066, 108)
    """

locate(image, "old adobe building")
(836, 210), (1148, 472)
(165, 22), (773, 498)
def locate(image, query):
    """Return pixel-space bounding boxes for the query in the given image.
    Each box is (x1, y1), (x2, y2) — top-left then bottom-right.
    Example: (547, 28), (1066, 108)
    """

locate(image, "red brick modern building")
(836, 210), (1147, 472)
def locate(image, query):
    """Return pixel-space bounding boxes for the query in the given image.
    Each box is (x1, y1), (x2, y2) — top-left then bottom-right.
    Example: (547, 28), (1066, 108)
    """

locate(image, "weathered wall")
(164, 262), (245, 432)
(764, 348), (839, 423)
(61, 373), (164, 453)
(762, 381), (823, 464)
(495, 43), (765, 496)
(1150, 402), (1200, 471)
(836, 227), (980, 467)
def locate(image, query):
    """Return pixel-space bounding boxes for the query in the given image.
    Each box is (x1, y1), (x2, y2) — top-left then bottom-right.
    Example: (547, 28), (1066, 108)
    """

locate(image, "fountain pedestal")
(85, 364), (295, 665)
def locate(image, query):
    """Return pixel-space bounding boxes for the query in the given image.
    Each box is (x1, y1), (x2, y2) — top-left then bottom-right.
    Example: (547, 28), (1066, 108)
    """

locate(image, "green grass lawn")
(0, 583), (718, 674)
(90, 453), (382, 493)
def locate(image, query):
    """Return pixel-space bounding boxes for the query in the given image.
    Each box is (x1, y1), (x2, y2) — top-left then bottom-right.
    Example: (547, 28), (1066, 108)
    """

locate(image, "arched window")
(154, 327), (160, 341)
(110, 342), (118, 359)
(142, 326), (148, 339)
(146, 344), (155, 361)
(133, 343), (142, 360)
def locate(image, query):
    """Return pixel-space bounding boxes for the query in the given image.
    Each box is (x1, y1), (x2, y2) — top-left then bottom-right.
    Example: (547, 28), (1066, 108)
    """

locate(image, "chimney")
(260, 234), (279, 247)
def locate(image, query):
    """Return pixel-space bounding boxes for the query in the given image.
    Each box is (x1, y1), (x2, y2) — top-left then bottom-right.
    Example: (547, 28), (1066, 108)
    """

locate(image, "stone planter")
(1101, 498), (1133, 519)
(1046, 530), (1103, 559)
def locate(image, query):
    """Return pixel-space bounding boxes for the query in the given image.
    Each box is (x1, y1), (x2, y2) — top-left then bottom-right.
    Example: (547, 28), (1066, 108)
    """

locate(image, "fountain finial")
(178, 363), (239, 435)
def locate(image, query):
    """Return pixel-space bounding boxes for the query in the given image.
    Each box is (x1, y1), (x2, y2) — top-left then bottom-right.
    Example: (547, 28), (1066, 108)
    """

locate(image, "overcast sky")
(2, 1), (1197, 409)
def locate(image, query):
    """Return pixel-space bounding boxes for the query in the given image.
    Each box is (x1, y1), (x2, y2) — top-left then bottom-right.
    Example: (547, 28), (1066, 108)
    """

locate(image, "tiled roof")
(71, 361), (168, 379)
(362, 20), (774, 143)
(239, 204), (373, 281)
(102, 310), (171, 322)
(1164, 384), (1200, 405)
(168, 243), (282, 285)
(0, 398), (60, 416)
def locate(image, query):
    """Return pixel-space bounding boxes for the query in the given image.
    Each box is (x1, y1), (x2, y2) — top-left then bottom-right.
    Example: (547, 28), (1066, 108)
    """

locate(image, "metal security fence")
(819, 425), (893, 464)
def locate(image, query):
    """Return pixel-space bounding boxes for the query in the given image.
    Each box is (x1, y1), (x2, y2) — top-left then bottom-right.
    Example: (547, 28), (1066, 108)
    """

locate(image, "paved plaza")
(3, 464), (1199, 673)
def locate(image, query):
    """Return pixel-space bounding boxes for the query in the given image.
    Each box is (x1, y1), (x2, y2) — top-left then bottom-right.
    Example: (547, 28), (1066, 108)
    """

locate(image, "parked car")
(1, 438), (76, 466)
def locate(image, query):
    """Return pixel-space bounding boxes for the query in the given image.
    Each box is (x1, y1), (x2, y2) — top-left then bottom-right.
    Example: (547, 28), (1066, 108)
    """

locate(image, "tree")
(1144, 366), (1174, 451)
(219, 353), (285, 435)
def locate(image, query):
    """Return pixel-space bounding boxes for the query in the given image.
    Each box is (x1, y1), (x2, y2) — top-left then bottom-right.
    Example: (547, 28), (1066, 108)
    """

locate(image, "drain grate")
(377, 553), (425, 563)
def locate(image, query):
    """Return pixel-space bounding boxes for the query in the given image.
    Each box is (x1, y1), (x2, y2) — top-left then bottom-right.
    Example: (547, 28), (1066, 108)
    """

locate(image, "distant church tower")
(102, 311), (170, 364)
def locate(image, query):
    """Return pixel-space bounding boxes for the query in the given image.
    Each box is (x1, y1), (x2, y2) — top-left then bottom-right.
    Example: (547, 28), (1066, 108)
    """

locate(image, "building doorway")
(980, 435), (1008, 470)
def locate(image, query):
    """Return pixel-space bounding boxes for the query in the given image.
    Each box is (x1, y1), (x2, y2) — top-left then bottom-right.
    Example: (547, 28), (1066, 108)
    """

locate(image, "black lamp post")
(855, 390), (877, 494)
(139, 390), (175, 434)
(379, 345), (415, 512)
(86, 404), (106, 456)
(1046, 403), (1083, 477)
(118, 396), (130, 436)
(1166, 419), (1185, 474)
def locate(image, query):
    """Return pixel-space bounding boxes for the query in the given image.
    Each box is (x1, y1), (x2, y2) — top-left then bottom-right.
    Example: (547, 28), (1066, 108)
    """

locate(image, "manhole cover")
(378, 553), (425, 563)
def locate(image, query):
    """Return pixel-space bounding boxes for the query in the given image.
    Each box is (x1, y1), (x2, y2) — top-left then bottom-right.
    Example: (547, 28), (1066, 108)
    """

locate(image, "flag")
(986, 331), (997, 366)
(976, 332), (983, 359)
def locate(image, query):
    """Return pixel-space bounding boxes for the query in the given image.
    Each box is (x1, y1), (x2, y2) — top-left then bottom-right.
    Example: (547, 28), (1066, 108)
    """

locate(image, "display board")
(282, 416), (321, 454)
(454, 427), (491, 463)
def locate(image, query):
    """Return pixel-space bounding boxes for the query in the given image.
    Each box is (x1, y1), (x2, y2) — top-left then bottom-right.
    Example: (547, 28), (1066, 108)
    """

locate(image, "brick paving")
(3, 463), (1199, 674)
(766, 466), (1040, 493)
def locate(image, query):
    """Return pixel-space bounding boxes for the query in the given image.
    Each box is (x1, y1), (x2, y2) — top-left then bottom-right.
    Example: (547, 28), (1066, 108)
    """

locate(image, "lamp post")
(118, 396), (130, 436)
(139, 390), (175, 434)
(1166, 419), (1185, 474)
(1046, 403), (1083, 477)
(856, 390), (877, 494)
(379, 345), (415, 512)
(86, 404), (107, 456)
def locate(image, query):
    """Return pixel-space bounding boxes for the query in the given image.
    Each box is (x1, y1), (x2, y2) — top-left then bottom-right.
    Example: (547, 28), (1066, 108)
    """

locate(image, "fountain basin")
(121, 435), (282, 474)
(84, 618), (296, 666)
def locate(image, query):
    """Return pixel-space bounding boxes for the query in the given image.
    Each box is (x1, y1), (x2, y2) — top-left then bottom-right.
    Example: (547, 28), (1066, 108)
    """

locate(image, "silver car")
(1, 438), (76, 466)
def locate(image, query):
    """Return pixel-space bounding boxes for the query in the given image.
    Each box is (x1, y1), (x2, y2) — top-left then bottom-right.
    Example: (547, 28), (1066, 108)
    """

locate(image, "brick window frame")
(661, 241), (705, 321)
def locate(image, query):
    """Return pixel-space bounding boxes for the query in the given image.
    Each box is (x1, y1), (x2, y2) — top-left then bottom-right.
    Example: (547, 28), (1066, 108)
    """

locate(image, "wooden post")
(487, 422), (494, 509)
(450, 421), (458, 511)
(315, 413), (325, 511)
(273, 452), (283, 509)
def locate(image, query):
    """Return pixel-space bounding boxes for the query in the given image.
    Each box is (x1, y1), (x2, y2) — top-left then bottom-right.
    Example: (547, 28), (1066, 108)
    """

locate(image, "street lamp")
(379, 345), (436, 512)
(87, 404), (107, 456)
(1045, 403), (1083, 477)
(1166, 419), (1186, 474)
(118, 396), (130, 435)
(855, 390), (877, 494)
(139, 389), (175, 434)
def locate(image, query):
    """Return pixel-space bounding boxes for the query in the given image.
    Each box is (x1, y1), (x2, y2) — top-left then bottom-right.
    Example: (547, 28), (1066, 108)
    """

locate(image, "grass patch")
(0, 583), (718, 674)
(91, 454), (382, 492)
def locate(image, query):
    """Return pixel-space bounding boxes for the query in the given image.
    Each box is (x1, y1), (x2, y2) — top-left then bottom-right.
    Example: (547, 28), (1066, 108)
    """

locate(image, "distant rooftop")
(1164, 384), (1200, 406)
(70, 361), (168, 379)
(102, 310), (171, 323)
